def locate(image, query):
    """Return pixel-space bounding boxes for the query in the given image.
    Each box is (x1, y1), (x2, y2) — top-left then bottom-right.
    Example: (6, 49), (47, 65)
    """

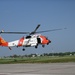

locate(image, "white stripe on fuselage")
(8, 40), (19, 47)
(23, 38), (37, 46)
(8, 37), (37, 47)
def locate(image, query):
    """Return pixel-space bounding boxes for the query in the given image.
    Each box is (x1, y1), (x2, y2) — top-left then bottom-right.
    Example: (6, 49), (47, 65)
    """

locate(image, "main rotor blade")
(36, 28), (66, 33)
(29, 24), (40, 35)
(34, 24), (40, 32)
(0, 32), (30, 34)
(0, 28), (66, 34)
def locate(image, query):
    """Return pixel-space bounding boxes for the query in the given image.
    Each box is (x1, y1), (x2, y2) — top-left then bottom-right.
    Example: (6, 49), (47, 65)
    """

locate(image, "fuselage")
(0, 34), (51, 50)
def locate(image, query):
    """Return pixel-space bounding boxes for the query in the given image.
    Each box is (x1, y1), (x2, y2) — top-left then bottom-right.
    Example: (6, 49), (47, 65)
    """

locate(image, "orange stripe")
(18, 37), (24, 46)
(40, 35), (48, 44)
(1, 42), (8, 46)
(0, 37), (8, 46)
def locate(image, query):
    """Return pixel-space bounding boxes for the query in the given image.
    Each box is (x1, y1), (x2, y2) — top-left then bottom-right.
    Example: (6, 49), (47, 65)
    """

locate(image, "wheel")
(42, 45), (45, 48)
(35, 44), (38, 49)
(35, 46), (38, 48)
(22, 48), (25, 51)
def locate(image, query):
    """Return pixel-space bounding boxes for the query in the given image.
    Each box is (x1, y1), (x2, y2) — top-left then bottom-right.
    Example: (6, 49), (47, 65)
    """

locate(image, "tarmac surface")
(0, 63), (75, 75)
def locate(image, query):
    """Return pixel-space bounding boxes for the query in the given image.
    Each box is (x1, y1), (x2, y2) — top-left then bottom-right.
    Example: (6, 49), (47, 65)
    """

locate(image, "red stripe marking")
(18, 37), (24, 47)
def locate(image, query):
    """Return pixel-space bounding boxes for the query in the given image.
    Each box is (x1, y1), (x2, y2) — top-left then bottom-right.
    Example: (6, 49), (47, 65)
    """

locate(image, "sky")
(0, 0), (75, 56)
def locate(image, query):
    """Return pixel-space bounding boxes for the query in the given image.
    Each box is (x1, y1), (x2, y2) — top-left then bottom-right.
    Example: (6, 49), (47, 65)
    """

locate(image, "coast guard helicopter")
(0, 24), (64, 51)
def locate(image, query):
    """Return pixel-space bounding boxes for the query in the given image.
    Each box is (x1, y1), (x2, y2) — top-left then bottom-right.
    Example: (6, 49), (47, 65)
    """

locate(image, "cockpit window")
(26, 36), (31, 39)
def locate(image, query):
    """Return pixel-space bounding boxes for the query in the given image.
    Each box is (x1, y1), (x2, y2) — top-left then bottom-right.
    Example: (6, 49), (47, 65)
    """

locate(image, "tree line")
(7, 52), (75, 58)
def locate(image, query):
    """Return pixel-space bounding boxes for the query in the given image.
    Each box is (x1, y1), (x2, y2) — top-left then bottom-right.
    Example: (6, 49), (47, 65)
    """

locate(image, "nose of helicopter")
(47, 40), (51, 45)
(49, 40), (51, 43)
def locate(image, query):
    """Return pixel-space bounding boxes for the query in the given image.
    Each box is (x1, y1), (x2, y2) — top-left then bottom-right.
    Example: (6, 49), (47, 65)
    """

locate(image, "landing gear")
(35, 44), (38, 49)
(42, 45), (45, 48)
(35, 46), (38, 48)
(22, 48), (25, 51)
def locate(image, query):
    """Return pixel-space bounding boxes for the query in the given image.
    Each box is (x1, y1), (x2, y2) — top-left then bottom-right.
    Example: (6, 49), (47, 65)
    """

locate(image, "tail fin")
(0, 36), (8, 46)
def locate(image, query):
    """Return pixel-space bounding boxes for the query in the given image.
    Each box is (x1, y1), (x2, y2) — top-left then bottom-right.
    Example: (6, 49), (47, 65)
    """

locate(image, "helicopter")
(0, 24), (65, 51)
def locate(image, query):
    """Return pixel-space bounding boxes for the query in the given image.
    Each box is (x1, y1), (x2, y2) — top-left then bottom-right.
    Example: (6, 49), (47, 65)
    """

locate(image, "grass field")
(0, 56), (75, 64)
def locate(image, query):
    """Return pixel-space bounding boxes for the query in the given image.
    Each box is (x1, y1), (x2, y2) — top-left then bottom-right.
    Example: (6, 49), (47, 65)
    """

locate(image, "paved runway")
(0, 63), (75, 75)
